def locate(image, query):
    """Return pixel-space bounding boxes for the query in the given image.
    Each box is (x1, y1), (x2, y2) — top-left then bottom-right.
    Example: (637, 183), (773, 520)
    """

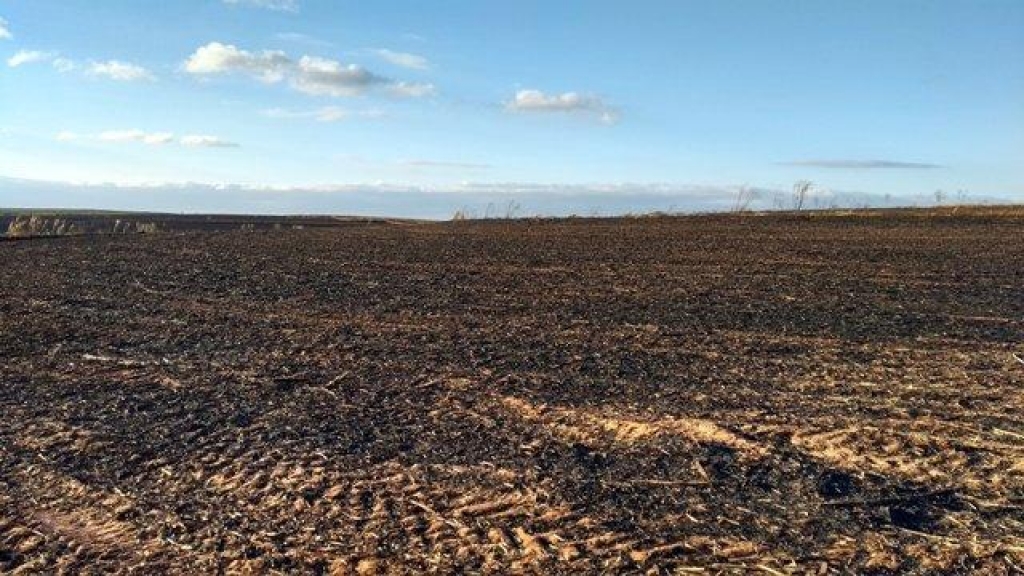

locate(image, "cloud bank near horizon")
(0, 176), (997, 220)
(781, 159), (945, 170)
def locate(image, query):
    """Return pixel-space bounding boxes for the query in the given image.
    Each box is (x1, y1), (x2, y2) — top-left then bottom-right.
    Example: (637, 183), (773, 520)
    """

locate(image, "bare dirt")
(1, 208), (1023, 574)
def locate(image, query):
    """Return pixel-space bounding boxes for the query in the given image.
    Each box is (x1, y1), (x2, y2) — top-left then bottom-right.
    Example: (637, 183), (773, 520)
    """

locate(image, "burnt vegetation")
(1, 207), (1023, 574)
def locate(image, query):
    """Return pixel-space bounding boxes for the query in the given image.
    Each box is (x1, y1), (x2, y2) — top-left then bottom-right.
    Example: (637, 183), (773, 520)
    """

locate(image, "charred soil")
(1, 209), (1023, 574)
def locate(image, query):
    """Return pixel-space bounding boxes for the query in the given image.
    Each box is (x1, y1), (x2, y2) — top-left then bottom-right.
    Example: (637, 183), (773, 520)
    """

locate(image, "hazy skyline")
(2, 0), (1022, 215)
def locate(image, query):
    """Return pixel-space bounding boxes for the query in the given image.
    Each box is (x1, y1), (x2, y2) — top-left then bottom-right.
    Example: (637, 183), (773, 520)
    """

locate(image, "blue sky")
(1, 0), (1022, 216)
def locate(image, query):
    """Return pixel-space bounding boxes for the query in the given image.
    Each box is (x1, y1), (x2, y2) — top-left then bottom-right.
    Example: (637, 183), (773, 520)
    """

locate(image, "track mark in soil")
(499, 395), (766, 459)
(1, 467), (185, 572)
(789, 420), (1024, 491)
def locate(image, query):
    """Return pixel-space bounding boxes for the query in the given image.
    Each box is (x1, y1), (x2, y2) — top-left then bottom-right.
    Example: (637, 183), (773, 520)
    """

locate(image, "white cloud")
(389, 81), (435, 98)
(52, 58), (76, 73)
(262, 106), (384, 122)
(87, 60), (155, 82)
(0, 17), (12, 40)
(508, 90), (592, 111)
(781, 159), (944, 170)
(183, 42), (431, 99)
(183, 42), (291, 82)
(223, 0), (298, 12)
(181, 135), (239, 148)
(7, 50), (53, 67)
(276, 32), (332, 47)
(507, 89), (619, 124)
(99, 130), (175, 145)
(145, 132), (176, 145)
(400, 160), (491, 170)
(7, 52), (152, 81)
(373, 49), (429, 71)
(291, 55), (385, 96)
(57, 130), (236, 148)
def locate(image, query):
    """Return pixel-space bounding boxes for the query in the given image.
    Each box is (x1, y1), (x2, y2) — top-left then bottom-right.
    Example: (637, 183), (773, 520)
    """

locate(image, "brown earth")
(1, 208), (1023, 574)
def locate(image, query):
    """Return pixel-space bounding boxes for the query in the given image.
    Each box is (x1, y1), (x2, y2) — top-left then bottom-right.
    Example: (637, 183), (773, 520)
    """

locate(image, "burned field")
(1, 209), (1023, 574)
